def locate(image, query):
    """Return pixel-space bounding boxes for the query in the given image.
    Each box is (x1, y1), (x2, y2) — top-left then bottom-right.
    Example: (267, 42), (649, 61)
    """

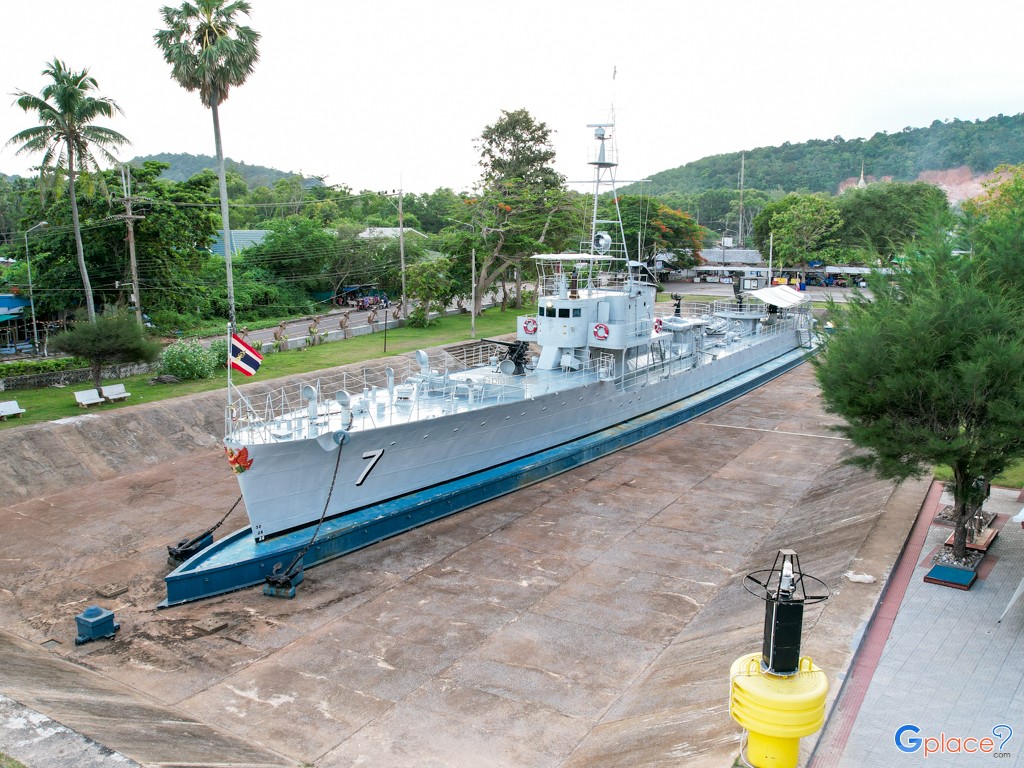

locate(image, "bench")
(0, 400), (26, 420)
(101, 384), (131, 402)
(75, 389), (105, 408)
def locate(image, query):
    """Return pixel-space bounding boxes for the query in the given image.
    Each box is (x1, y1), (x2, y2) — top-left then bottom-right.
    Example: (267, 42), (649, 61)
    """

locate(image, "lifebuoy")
(653, 318), (663, 333)
(594, 323), (610, 341)
(523, 317), (538, 334)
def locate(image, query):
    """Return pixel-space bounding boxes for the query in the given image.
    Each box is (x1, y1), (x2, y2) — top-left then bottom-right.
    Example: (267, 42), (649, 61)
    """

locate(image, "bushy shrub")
(406, 306), (432, 328)
(0, 357), (88, 377)
(150, 309), (201, 334)
(161, 339), (217, 380)
(207, 338), (229, 369)
(51, 313), (163, 388)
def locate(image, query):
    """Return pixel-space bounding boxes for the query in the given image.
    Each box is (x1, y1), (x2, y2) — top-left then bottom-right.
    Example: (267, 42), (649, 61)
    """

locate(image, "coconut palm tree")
(154, 0), (260, 330)
(8, 59), (130, 323)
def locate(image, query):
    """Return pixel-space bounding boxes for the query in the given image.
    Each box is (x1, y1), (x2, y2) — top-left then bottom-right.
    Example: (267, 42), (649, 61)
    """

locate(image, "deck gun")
(482, 338), (531, 375)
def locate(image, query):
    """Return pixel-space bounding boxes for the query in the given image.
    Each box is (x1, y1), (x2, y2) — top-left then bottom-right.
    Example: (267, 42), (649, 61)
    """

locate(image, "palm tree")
(154, 0), (260, 331)
(8, 59), (130, 323)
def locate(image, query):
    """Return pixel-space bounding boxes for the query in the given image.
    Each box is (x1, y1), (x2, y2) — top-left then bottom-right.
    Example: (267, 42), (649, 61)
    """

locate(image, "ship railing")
(413, 344), (549, 405)
(656, 298), (716, 315)
(605, 302), (807, 394)
(535, 272), (630, 298)
(613, 345), (704, 393)
(226, 353), (425, 434)
(437, 343), (606, 398)
(435, 341), (527, 371)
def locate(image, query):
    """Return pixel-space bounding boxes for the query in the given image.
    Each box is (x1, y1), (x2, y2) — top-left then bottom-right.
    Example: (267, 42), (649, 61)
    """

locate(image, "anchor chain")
(265, 441), (344, 590)
(167, 495), (242, 564)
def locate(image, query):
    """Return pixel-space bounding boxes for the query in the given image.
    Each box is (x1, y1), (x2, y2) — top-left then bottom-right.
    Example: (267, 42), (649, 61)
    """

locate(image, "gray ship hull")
(235, 330), (801, 539)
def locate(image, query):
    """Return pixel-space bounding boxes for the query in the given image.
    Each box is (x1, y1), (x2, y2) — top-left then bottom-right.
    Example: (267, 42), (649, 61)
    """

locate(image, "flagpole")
(227, 322), (233, 413)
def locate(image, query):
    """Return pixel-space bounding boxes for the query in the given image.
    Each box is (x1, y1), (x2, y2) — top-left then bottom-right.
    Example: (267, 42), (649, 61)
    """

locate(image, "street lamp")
(23, 221), (48, 355)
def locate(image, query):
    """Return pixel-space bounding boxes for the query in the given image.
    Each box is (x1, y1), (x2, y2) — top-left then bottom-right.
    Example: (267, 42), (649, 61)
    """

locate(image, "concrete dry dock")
(0, 364), (925, 767)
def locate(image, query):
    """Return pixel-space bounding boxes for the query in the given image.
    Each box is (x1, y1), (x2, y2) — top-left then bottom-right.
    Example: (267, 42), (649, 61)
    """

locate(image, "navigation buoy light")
(730, 550), (830, 768)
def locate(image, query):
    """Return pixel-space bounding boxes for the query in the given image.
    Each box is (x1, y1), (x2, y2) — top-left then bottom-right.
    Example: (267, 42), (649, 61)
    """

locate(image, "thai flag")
(229, 334), (263, 376)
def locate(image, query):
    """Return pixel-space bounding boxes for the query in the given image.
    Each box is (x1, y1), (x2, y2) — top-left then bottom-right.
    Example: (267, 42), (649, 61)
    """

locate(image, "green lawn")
(932, 463), (1024, 491)
(1, 754), (27, 768)
(0, 310), (519, 430)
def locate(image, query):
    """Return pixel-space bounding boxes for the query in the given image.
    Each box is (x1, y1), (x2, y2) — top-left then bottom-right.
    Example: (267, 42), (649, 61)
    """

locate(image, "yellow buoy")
(729, 652), (828, 768)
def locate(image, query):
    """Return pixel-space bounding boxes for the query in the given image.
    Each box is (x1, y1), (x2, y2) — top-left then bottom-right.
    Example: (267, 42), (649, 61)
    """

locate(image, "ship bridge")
(518, 252), (658, 369)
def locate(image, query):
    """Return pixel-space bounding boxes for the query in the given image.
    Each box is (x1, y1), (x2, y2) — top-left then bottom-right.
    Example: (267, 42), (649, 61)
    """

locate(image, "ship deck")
(228, 362), (605, 447)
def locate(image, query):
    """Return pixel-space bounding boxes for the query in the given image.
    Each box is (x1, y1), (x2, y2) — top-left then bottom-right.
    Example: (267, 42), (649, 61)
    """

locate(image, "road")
(227, 280), (858, 350)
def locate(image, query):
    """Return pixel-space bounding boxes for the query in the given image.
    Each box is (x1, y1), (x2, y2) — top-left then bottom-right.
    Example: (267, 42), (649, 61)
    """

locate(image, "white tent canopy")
(824, 265), (892, 275)
(747, 285), (810, 308)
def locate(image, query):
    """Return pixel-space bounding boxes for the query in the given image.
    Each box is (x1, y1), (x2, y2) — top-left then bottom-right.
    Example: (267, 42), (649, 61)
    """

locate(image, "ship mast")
(584, 123), (631, 270)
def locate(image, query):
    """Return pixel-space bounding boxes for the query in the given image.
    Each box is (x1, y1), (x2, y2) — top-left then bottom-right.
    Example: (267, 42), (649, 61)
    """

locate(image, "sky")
(2, 0), (1022, 195)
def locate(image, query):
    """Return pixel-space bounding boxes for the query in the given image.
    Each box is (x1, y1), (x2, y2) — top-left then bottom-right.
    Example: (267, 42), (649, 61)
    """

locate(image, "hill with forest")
(628, 113), (1024, 197)
(128, 152), (323, 189)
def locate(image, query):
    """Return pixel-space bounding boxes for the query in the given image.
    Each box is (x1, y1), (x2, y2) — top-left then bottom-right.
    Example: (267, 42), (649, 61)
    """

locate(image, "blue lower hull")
(160, 346), (812, 608)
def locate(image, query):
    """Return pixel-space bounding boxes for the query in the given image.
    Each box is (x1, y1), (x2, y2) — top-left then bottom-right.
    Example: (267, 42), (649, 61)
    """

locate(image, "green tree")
(694, 188), (735, 234)
(813, 211), (1024, 561)
(241, 216), (337, 293)
(50, 313), (161, 388)
(0, 176), (30, 247)
(405, 256), (456, 327)
(837, 182), (949, 260)
(155, 0), (261, 331)
(963, 164), (1024, 289)
(349, 232), (427, 305)
(752, 195), (801, 255)
(762, 195), (843, 267)
(477, 108), (562, 189)
(12, 162), (216, 323)
(8, 59), (130, 322)
(441, 109), (572, 316)
(611, 195), (704, 267)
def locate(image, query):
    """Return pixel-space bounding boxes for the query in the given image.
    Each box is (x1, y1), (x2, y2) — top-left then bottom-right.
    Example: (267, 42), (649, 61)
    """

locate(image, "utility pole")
(471, 247), (476, 339)
(398, 190), (407, 322)
(117, 165), (144, 325)
(738, 152), (745, 248)
(379, 190), (408, 323)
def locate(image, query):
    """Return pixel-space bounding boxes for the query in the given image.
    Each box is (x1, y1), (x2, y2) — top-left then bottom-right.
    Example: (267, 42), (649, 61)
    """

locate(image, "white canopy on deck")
(747, 285), (809, 308)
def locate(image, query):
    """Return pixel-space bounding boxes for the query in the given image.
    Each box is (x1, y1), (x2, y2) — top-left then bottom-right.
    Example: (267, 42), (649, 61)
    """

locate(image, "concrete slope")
(0, 364), (926, 767)
(0, 628), (293, 767)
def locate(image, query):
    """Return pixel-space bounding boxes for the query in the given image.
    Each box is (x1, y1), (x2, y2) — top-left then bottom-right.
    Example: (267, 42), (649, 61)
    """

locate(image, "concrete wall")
(1, 361), (162, 392)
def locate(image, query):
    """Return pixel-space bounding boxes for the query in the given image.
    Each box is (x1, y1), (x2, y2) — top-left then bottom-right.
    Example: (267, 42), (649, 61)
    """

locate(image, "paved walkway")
(810, 483), (1024, 767)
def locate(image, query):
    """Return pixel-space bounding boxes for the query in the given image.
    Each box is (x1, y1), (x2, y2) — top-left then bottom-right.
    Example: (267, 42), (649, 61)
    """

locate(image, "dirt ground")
(0, 364), (925, 767)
